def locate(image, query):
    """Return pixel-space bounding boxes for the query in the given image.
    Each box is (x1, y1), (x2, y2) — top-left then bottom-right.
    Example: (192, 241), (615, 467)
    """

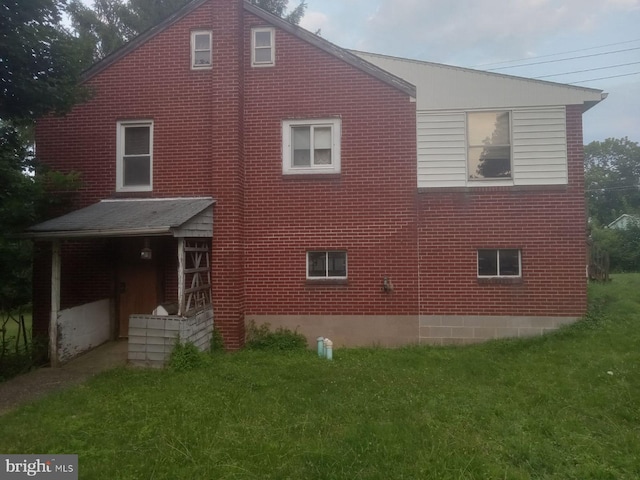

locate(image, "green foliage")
(248, 0), (307, 24)
(0, 312), (48, 382)
(168, 340), (204, 372)
(0, 0), (89, 121)
(209, 327), (225, 353)
(585, 137), (640, 226)
(69, 0), (307, 62)
(245, 320), (308, 351)
(591, 223), (640, 272)
(1, 275), (640, 478)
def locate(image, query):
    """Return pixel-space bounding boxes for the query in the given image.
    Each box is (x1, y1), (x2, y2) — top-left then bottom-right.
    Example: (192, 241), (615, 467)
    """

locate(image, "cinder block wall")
(128, 307), (214, 368)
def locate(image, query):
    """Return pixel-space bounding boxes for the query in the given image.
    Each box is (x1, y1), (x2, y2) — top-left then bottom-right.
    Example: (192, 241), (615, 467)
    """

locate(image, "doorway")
(117, 240), (160, 338)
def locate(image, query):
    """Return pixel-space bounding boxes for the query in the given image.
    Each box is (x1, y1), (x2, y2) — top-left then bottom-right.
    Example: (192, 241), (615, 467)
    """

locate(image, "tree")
(1, 0), (89, 121)
(585, 137), (640, 226)
(68, 0), (307, 62)
(0, 0), (85, 313)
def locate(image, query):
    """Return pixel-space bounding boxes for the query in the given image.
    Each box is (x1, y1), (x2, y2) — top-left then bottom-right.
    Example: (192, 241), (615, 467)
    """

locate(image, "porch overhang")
(25, 197), (215, 239)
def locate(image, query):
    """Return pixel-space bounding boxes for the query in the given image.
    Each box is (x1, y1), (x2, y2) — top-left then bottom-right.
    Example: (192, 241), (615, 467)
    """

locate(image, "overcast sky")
(299, 0), (640, 144)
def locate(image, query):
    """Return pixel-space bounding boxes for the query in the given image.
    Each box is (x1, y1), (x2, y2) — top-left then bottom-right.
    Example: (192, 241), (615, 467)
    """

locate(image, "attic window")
(252, 27), (275, 67)
(191, 30), (212, 69)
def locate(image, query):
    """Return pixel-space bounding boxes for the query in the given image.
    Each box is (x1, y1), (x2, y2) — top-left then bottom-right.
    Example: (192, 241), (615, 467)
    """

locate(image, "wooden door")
(118, 262), (158, 338)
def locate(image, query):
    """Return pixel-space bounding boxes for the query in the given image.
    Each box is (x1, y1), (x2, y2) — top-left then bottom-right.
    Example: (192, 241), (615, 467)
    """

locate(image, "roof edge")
(350, 49), (605, 105)
(243, 3), (416, 98)
(81, 0), (209, 81)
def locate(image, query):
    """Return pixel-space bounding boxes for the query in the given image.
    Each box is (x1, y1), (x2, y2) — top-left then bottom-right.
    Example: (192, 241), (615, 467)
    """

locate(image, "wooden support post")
(177, 237), (185, 316)
(50, 240), (61, 367)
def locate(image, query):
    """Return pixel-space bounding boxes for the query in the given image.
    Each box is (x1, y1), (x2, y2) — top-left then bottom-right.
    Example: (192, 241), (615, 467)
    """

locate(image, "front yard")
(0, 275), (638, 479)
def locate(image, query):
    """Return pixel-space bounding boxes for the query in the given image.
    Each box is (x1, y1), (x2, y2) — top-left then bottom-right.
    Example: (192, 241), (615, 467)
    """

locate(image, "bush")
(168, 341), (204, 372)
(209, 327), (225, 353)
(592, 224), (640, 272)
(245, 321), (308, 352)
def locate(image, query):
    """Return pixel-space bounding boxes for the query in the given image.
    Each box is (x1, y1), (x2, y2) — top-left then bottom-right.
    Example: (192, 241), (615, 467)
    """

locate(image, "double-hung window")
(282, 119), (341, 174)
(467, 111), (511, 180)
(307, 251), (347, 279)
(252, 27), (274, 67)
(116, 121), (153, 192)
(191, 30), (212, 69)
(477, 249), (521, 278)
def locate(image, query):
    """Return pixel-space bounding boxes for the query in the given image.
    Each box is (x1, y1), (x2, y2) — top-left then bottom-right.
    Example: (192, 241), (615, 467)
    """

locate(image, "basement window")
(307, 251), (347, 279)
(477, 249), (521, 278)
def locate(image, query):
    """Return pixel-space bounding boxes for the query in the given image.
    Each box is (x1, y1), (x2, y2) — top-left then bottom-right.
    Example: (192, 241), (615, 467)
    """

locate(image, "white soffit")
(353, 51), (605, 112)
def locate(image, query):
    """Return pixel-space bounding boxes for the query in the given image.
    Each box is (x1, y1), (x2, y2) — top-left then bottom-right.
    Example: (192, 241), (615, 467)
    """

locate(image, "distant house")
(28, 0), (606, 366)
(607, 214), (640, 230)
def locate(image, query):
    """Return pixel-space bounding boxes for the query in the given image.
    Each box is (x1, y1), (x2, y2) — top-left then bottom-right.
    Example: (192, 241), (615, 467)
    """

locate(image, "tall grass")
(0, 275), (638, 479)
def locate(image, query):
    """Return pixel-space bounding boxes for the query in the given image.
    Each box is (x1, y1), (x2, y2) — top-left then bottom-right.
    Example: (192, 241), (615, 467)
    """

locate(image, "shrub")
(209, 327), (225, 353)
(168, 341), (204, 372)
(245, 321), (308, 352)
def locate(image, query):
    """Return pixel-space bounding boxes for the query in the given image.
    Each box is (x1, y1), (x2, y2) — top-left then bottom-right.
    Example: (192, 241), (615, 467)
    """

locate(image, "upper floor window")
(116, 120), (153, 192)
(477, 249), (521, 278)
(307, 251), (347, 279)
(467, 111), (511, 180)
(252, 27), (274, 67)
(282, 118), (341, 175)
(191, 30), (212, 69)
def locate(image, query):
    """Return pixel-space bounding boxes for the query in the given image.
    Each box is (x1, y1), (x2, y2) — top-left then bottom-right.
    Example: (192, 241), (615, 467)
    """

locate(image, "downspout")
(50, 240), (61, 367)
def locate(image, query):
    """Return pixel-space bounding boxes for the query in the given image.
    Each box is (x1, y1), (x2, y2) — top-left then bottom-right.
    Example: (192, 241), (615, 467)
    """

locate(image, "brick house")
(28, 0), (605, 365)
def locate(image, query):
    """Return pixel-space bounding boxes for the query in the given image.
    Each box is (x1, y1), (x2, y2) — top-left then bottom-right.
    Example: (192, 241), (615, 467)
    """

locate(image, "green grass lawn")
(1, 275), (639, 479)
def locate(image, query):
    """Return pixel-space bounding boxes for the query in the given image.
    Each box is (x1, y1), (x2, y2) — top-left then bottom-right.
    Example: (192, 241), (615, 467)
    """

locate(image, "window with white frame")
(477, 249), (521, 278)
(282, 119), (341, 174)
(116, 121), (153, 192)
(467, 111), (511, 180)
(307, 251), (347, 279)
(252, 27), (274, 66)
(191, 30), (212, 69)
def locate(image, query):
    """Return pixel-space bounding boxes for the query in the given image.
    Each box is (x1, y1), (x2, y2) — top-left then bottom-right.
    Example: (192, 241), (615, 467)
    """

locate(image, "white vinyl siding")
(512, 107), (567, 185)
(417, 112), (466, 187)
(417, 107), (567, 188)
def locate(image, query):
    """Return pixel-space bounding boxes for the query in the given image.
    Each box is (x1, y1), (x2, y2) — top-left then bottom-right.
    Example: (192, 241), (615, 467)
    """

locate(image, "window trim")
(191, 30), (212, 69)
(477, 249), (522, 279)
(251, 27), (275, 67)
(282, 118), (341, 175)
(306, 251), (348, 280)
(466, 110), (513, 184)
(116, 120), (154, 192)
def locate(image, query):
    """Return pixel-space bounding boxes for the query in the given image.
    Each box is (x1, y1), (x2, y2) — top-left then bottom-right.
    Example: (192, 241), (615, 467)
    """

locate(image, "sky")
(297, 0), (640, 144)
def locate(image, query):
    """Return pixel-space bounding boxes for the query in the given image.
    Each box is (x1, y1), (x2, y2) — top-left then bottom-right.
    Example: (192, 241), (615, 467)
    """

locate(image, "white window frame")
(251, 27), (275, 67)
(466, 110), (513, 185)
(191, 30), (212, 69)
(116, 120), (153, 192)
(306, 251), (348, 280)
(477, 249), (522, 278)
(282, 118), (341, 175)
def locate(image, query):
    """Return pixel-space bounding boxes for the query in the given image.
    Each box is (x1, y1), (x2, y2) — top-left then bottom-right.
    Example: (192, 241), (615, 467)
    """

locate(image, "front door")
(118, 261), (158, 338)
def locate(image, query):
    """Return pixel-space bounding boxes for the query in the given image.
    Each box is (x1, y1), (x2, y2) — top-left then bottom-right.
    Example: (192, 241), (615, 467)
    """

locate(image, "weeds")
(245, 321), (308, 351)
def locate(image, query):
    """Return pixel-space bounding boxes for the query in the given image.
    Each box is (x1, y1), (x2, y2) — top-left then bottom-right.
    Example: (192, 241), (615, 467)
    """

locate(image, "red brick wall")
(33, 0), (247, 346)
(417, 105), (587, 317)
(242, 13), (419, 318)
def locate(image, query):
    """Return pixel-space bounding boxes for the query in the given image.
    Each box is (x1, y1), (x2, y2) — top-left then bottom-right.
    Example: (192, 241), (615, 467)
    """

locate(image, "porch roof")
(25, 197), (215, 239)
